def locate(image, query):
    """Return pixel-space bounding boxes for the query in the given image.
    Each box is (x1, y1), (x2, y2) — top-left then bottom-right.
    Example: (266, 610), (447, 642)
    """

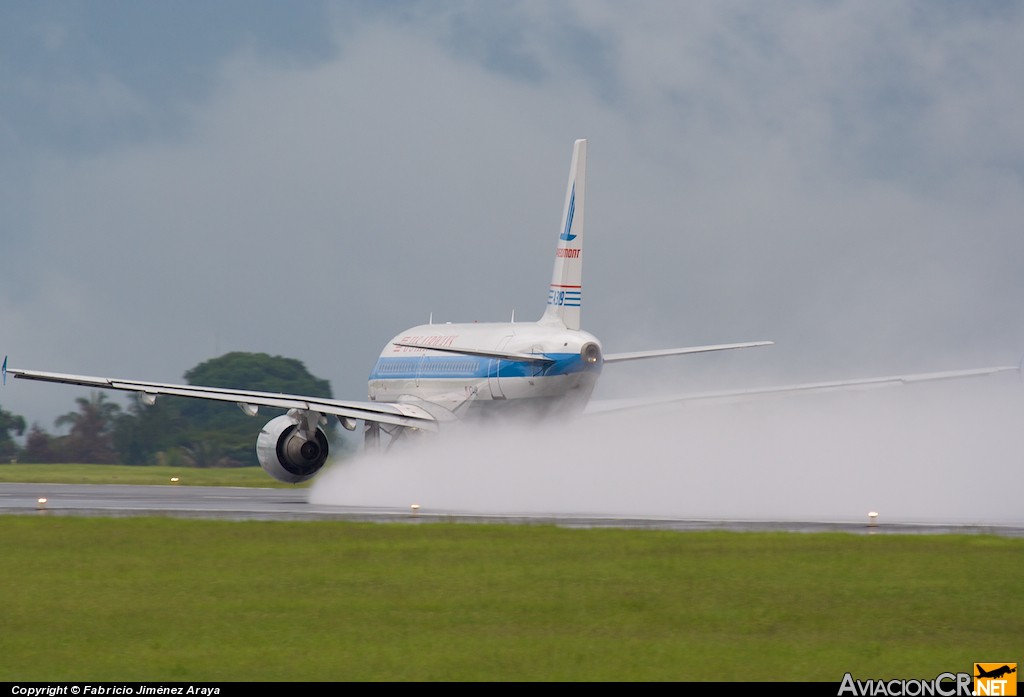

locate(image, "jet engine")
(580, 341), (602, 365)
(255, 411), (330, 484)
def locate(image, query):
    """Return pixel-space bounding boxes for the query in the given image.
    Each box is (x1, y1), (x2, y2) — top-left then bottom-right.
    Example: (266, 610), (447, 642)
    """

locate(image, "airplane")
(3, 139), (1020, 484)
(975, 665), (1016, 680)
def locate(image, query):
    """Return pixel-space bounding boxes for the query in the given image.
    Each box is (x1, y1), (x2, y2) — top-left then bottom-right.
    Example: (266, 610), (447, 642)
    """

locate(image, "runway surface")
(1, 482), (1022, 536)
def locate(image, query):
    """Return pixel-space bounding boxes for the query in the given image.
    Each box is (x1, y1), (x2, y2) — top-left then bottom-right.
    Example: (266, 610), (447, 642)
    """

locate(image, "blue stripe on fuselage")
(368, 353), (600, 381)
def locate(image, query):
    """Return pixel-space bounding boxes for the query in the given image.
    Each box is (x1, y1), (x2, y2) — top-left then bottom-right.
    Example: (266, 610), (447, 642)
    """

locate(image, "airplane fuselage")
(368, 320), (604, 421)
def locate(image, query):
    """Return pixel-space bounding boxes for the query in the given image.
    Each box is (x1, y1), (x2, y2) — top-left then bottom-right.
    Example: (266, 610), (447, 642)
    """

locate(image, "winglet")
(2, 356), (6, 386)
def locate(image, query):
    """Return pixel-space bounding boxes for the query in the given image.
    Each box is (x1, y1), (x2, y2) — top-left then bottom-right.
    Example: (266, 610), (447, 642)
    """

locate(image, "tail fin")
(540, 138), (587, 330)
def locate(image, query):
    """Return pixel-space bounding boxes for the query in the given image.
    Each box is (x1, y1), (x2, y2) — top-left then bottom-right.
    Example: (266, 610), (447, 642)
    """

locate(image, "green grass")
(1, 465), (1021, 681)
(1, 516), (1021, 682)
(0, 462), (303, 487)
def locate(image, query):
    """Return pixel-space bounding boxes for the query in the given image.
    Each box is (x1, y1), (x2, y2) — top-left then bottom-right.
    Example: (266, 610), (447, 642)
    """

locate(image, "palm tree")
(55, 392), (122, 463)
(0, 406), (26, 462)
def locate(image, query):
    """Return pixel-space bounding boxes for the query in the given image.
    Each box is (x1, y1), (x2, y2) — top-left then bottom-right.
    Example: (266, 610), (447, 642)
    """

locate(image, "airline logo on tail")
(559, 184), (577, 241)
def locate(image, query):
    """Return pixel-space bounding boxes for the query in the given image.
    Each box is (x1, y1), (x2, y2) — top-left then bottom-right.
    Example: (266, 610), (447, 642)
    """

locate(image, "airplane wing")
(3, 364), (439, 431)
(584, 363), (1021, 416)
(394, 339), (774, 364)
(391, 341), (556, 364)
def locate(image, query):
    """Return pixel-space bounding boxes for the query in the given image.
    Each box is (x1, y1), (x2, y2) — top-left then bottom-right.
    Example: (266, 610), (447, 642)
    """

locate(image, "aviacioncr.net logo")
(974, 663), (1017, 696)
(838, 672), (973, 696)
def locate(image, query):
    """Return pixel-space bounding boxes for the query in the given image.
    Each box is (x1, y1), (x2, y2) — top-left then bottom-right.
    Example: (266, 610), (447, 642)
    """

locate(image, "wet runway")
(1, 482), (1022, 537)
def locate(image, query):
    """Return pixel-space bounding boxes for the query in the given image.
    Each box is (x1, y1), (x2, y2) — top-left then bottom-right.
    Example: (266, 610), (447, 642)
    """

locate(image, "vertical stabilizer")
(541, 138), (586, 330)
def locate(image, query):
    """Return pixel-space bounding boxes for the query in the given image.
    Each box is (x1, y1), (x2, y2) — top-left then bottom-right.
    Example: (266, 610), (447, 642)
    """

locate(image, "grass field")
(0, 465), (1021, 682)
(0, 462), (301, 487)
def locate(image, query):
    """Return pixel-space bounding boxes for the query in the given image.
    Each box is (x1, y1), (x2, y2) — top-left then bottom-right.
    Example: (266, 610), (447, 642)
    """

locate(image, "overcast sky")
(2, 1), (1023, 433)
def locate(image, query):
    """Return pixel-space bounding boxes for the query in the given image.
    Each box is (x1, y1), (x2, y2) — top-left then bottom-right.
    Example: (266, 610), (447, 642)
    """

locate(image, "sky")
(2, 1), (1023, 511)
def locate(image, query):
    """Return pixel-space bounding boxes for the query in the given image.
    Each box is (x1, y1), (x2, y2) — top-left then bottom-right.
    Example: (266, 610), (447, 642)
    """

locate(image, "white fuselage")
(367, 320), (603, 422)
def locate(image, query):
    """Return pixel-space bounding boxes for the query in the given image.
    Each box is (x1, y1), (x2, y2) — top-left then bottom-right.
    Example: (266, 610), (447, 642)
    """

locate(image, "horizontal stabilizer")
(604, 341), (774, 363)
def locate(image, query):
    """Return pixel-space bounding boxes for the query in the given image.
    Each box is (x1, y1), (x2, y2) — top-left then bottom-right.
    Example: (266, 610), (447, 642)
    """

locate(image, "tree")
(178, 440), (234, 469)
(111, 352), (339, 468)
(0, 405), (26, 462)
(113, 393), (187, 466)
(176, 352), (337, 467)
(55, 392), (122, 463)
(22, 424), (58, 463)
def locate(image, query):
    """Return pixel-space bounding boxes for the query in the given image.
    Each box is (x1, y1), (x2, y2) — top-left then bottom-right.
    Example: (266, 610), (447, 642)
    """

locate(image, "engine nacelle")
(256, 413), (330, 484)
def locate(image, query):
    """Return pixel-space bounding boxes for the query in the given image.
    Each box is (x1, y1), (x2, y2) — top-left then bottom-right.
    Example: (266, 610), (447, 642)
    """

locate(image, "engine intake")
(256, 413), (330, 484)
